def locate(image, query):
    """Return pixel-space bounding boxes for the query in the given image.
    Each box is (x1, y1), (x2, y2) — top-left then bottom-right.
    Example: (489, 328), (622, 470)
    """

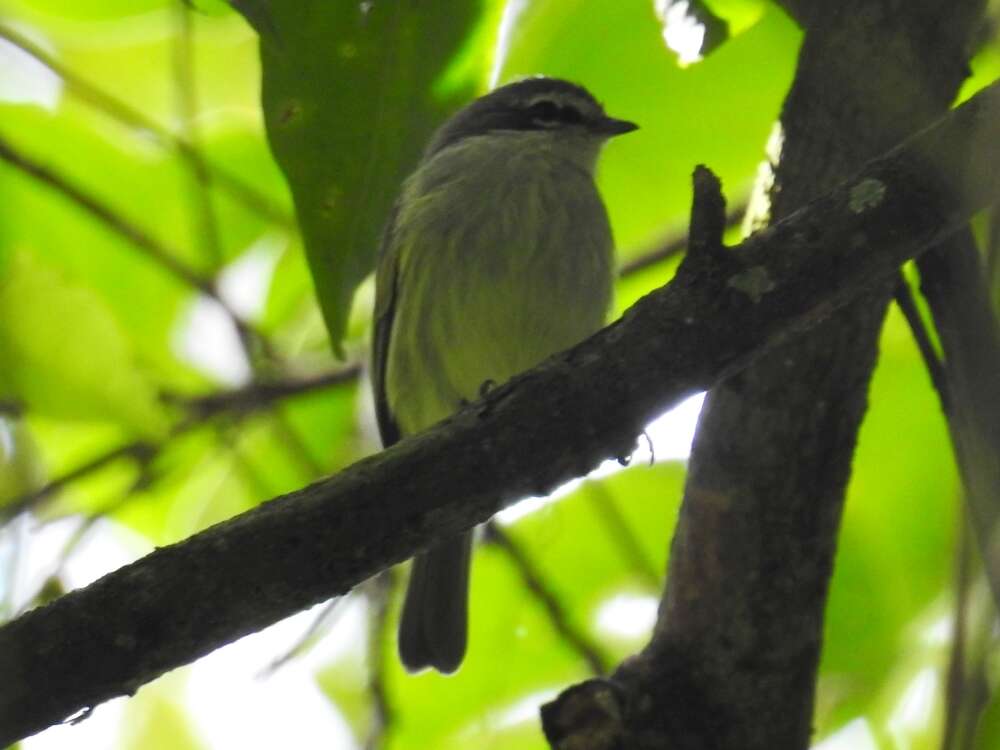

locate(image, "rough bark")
(542, 3), (988, 749)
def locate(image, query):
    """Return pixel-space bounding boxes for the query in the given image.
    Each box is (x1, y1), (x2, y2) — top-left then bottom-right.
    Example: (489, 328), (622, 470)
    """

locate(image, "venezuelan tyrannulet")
(371, 77), (636, 673)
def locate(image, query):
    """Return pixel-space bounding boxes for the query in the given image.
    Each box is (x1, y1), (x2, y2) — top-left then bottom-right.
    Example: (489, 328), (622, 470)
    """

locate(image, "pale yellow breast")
(385, 131), (615, 435)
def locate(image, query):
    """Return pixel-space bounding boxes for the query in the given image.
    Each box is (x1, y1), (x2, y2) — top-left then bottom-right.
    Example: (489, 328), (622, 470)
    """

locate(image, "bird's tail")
(398, 532), (473, 673)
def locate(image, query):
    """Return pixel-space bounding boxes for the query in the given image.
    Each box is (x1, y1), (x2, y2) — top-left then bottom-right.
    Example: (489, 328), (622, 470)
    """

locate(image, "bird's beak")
(592, 116), (639, 136)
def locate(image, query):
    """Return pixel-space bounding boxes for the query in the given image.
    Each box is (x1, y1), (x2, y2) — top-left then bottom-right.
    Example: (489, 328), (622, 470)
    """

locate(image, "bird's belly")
(386, 179), (613, 435)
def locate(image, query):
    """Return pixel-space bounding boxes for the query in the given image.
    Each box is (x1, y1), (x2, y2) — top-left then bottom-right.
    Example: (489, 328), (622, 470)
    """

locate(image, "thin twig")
(0, 133), (216, 296)
(225, 429), (276, 498)
(584, 483), (660, 588)
(484, 522), (610, 675)
(4, 367), (357, 521)
(0, 401), (23, 417)
(259, 598), (346, 677)
(942, 504), (974, 750)
(0, 23), (293, 228)
(617, 201), (746, 278)
(894, 273), (951, 412)
(268, 411), (328, 479)
(0, 131), (274, 354)
(1, 441), (154, 522)
(365, 571), (395, 750)
(169, 3), (272, 365)
(174, 366), (360, 418)
(172, 2), (224, 267)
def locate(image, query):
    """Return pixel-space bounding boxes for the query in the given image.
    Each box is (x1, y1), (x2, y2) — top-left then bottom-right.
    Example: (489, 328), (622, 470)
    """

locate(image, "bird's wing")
(371, 203), (402, 448)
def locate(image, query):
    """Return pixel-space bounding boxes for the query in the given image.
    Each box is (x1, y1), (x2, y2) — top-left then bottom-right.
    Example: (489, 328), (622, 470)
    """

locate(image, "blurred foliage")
(241, 0), (500, 356)
(0, 1), (998, 749)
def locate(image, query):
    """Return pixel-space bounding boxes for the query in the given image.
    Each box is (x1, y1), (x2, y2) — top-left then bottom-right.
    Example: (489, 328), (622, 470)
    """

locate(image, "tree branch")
(584, 484), (660, 589)
(541, 2), (991, 746)
(917, 229), (1000, 603)
(0, 23), (294, 229)
(617, 202), (746, 278)
(484, 523), (610, 675)
(770, 0), (815, 27)
(1, 77), (999, 746)
(2, 367), (357, 521)
(894, 273), (950, 411)
(0, 133), (216, 297)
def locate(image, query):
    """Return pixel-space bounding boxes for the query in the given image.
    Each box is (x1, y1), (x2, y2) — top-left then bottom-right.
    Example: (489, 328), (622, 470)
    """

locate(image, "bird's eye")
(558, 105), (583, 123)
(527, 100), (562, 122)
(525, 100), (585, 128)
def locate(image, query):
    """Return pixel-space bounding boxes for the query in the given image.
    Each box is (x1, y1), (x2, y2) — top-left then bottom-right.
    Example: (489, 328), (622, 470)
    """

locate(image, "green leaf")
(816, 303), (958, 734)
(0, 105), (208, 387)
(496, 2), (800, 254)
(4, 0), (168, 21)
(239, 0), (497, 356)
(120, 673), (205, 750)
(0, 249), (169, 439)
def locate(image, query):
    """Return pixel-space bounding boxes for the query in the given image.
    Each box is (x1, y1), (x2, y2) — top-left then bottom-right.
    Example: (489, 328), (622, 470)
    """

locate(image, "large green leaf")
(238, 0), (498, 356)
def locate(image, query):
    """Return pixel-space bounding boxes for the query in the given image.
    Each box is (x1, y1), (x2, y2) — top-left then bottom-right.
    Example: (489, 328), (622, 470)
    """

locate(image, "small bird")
(371, 76), (636, 673)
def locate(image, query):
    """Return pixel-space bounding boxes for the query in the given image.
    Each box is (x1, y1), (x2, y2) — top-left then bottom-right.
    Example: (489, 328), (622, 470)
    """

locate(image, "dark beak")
(592, 116), (639, 136)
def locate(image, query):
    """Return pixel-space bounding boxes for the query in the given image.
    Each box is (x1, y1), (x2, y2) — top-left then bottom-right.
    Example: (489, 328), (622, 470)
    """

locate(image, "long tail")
(398, 532), (473, 673)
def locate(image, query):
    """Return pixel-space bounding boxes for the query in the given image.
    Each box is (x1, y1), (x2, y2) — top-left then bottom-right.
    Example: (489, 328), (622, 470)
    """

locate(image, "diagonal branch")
(0, 130), (278, 357)
(0, 77), (999, 747)
(894, 273), (950, 410)
(484, 523), (610, 675)
(0, 133), (216, 297)
(917, 229), (1000, 601)
(0, 23), (294, 228)
(2, 367), (357, 521)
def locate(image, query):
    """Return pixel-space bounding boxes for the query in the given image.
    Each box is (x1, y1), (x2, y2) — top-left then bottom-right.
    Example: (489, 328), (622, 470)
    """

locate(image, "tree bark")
(542, 3), (988, 748)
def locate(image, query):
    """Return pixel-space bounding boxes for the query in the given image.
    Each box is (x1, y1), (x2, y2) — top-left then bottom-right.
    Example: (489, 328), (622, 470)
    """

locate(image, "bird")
(370, 76), (636, 673)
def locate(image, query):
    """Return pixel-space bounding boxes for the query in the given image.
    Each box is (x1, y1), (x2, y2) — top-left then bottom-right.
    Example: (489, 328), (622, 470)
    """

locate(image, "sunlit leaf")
(120, 673), (205, 750)
(0, 249), (169, 439)
(0, 417), (45, 508)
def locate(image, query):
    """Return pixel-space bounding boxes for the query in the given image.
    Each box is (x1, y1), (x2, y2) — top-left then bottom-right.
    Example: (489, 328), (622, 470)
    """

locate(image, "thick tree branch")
(0, 79), (998, 746)
(616, 200), (745, 278)
(542, 2), (989, 747)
